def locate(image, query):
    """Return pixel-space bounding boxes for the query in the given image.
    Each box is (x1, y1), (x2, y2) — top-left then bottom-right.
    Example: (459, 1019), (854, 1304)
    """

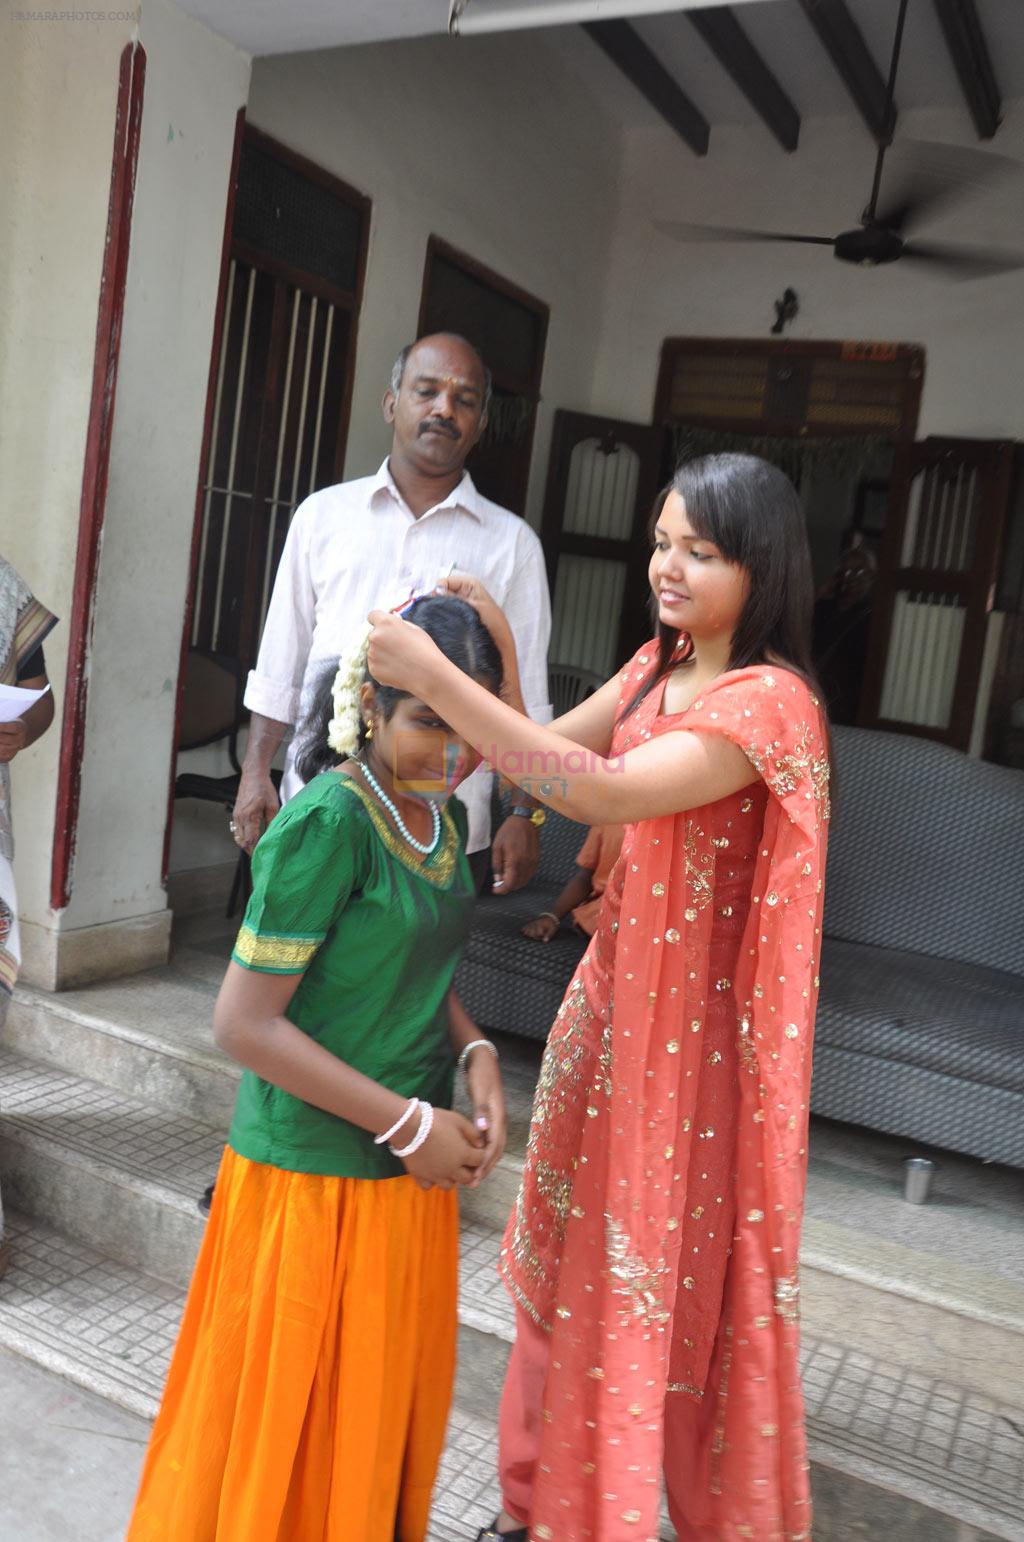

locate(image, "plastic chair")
(548, 661), (605, 719)
(173, 650), (278, 917)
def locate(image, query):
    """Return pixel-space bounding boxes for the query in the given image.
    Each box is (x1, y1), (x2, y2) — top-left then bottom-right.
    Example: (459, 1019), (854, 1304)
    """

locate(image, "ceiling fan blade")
(899, 241), (1024, 280)
(874, 140), (1023, 236)
(655, 220), (834, 247)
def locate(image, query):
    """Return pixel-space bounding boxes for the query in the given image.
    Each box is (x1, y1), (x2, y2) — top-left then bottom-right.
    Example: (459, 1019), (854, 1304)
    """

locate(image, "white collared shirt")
(244, 460), (553, 852)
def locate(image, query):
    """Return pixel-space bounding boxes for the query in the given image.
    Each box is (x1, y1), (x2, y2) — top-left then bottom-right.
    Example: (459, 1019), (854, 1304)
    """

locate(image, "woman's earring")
(365, 719), (374, 740)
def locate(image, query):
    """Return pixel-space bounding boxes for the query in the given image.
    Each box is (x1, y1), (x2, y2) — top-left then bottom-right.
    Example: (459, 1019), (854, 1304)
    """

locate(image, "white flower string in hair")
(327, 626), (371, 757)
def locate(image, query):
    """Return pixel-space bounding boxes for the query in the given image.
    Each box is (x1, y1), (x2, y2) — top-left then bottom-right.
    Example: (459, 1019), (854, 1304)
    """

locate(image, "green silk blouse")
(227, 770), (474, 1179)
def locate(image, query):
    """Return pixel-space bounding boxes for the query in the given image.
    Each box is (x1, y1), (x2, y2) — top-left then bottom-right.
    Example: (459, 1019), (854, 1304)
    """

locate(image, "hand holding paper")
(0, 683), (52, 764)
(0, 683), (51, 725)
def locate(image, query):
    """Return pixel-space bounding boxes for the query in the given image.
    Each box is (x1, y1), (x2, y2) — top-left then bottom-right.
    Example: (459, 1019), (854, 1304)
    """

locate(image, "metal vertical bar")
(211, 265), (256, 649)
(288, 294), (318, 511)
(192, 258), (237, 644)
(258, 288), (301, 634)
(307, 303), (336, 498)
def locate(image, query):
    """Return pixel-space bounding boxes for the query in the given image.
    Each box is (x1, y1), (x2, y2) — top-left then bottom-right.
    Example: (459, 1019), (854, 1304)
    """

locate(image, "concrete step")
(6, 968), (238, 1128)
(0, 1048), (217, 1288)
(5, 965), (1023, 1538)
(800, 1218), (1024, 1418)
(2, 1207), (1019, 1541)
(7, 968), (1023, 1406)
(10, 971), (1024, 1414)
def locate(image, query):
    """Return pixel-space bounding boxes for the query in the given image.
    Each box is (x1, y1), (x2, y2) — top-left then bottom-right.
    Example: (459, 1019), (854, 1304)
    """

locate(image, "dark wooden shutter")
(861, 437), (1014, 747)
(540, 410), (667, 679)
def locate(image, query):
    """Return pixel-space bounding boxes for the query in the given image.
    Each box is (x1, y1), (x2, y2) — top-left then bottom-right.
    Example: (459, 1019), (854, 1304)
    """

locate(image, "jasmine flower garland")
(327, 627), (371, 757)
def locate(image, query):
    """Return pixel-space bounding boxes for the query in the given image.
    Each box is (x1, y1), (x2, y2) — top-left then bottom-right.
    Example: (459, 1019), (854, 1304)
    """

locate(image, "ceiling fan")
(656, 0), (1024, 280)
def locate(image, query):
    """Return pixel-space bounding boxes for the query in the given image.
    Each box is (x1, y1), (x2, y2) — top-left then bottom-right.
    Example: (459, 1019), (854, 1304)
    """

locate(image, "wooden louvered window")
(654, 338), (924, 441)
(862, 437), (1015, 750)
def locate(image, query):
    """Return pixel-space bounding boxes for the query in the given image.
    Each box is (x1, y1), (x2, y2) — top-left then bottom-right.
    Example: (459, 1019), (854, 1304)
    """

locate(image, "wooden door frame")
(163, 118), (371, 883)
(237, 123), (371, 491)
(416, 235), (549, 516)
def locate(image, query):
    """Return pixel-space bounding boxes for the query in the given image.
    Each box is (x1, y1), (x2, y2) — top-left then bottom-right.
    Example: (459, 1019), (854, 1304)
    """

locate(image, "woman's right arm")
(213, 963), (483, 1189)
(548, 671), (624, 754)
(438, 573), (624, 755)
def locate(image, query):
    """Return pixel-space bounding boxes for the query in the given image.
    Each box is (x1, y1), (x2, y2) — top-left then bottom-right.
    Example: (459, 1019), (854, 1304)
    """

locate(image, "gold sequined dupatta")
(521, 664), (830, 1542)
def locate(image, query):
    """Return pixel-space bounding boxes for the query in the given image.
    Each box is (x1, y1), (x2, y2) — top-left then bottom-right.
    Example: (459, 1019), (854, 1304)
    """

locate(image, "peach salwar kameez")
(499, 647), (831, 1542)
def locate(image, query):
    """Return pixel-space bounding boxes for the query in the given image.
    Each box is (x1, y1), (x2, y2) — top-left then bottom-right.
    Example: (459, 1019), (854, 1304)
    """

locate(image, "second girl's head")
(295, 594), (503, 793)
(648, 453), (817, 680)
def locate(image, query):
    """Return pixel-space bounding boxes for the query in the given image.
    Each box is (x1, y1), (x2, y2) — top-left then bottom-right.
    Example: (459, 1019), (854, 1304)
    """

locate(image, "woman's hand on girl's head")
(399, 1106), (485, 1191)
(464, 1053), (507, 1185)
(435, 573), (513, 651)
(366, 610), (444, 695)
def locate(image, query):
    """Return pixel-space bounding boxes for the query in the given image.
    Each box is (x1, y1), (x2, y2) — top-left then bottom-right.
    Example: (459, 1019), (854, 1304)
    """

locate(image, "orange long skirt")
(127, 1147), (459, 1542)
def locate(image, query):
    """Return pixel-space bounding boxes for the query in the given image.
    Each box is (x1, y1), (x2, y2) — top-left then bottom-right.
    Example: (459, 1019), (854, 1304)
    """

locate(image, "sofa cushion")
(817, 937), (1024, 1095)
(824, 727), (1024, 982)
(460, 883), (589, 988)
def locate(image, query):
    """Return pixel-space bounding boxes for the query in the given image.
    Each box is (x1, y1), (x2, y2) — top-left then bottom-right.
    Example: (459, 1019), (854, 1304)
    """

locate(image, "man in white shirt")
(231, 333), (553, 892)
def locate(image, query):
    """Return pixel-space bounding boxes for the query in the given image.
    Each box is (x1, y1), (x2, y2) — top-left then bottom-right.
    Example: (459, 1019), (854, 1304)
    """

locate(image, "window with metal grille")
(189, 127), (370, 673)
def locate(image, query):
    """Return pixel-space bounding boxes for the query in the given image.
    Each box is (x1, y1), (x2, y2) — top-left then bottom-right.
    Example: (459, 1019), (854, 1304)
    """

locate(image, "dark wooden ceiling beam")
(687, 5), (800, 153)
(931, 0), (1001, 139)
(583, 19), (710, 157)
(797, 0), (894, 142)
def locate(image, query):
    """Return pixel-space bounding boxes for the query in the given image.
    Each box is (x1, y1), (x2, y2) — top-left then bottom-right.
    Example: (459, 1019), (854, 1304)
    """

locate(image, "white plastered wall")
(246, 30), (625, 528)
(4, 0), (250, 981)
(588, 103), (1024, 436)
(0, 12), (134, 933)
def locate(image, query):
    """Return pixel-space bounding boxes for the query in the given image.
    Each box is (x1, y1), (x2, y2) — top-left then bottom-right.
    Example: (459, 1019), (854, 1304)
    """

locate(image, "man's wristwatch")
(510, 805), (546, 827)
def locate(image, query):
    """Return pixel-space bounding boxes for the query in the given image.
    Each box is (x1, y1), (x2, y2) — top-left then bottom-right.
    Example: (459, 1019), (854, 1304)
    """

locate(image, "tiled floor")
(4, 920), (1023, 1538)
(0, 1051), (224, 1199)
(426, 1406), (505, 1542)
(0, 1211), (181, 1416)
(4, 1206), (1023, 1537)
(801, 1338), (1024, 1529)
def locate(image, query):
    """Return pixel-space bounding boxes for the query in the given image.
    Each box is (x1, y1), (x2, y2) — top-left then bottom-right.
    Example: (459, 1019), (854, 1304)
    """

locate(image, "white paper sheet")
(0, 682), (51, 724)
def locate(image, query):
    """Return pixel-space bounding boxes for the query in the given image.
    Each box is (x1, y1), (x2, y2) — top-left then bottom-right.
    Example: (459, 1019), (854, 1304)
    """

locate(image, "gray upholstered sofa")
(457, 727), (1024, 1169)
(454, 804), (588, 1042)
(814, 725), (1024, 1169)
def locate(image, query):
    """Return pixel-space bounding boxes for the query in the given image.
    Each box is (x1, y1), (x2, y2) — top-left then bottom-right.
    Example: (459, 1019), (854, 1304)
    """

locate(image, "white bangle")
(458, 1038), (499, 1073)
(374, 1096), (419, 1147)
(538, 912), (561, 926)
(390, 1100), (434, 1158)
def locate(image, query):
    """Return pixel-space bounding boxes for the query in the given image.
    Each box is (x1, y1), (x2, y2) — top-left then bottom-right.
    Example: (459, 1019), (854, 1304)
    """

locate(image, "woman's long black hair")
(621, 453), (825, 722)
(294, 594), (504, 784)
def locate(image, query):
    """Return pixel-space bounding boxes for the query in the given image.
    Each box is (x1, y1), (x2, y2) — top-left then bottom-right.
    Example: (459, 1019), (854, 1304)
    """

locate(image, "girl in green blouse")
(129, 596), (508, 1542)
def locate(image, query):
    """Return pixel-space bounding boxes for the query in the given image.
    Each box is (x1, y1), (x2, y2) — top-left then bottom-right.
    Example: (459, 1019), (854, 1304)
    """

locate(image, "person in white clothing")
(231, 333), (553, 894)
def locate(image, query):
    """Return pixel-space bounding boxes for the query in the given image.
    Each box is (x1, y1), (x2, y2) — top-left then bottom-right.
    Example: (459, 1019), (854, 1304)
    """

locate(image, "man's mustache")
(419, 418), (459, 439)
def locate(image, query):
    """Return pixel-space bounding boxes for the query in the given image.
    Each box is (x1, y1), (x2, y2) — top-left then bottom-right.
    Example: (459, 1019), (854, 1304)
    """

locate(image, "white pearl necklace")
(354, 758), (441, 856)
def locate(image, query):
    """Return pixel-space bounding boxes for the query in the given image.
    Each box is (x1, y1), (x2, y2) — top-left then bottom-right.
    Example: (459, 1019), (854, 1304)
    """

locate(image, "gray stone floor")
(0, 1346), (151, 1542)
(0, 1330), (510, 1542)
